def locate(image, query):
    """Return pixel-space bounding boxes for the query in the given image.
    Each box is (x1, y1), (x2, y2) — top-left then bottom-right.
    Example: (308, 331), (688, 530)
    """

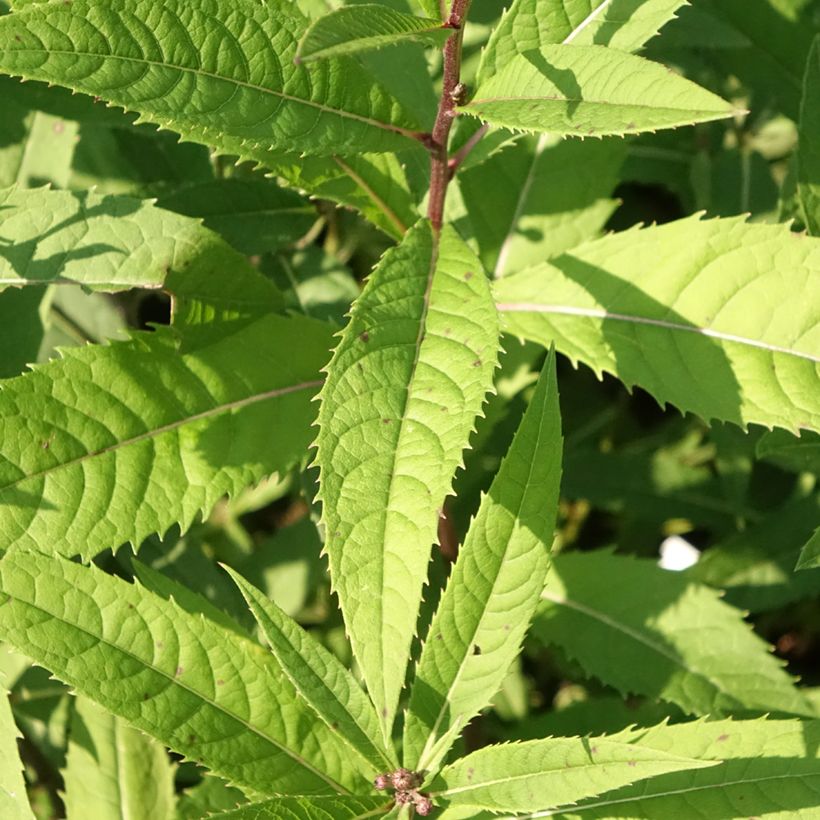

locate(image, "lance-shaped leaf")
(550, 718), (820, 818)
(478, 0), (687, 86)
(207, 796), (389, 819)
(799, 36), (820, 235)
(315, 220), (499, 739)
(296, 6), (450, 63)
(462, 45), (735, 138)
(0, 550), (365, 795)
(226, 568), (396, 775)
(426, 735), (715, 813)
(532, 551), (814, 717)
(403, 352), (563, 770)
(63, 696), (175, 820)
(155, 179), (316, 256)
(0, 314), (333, 558)
(494, 215), (820, 434)
(0, 685), (33, 820)
(0, 0), (423, 158)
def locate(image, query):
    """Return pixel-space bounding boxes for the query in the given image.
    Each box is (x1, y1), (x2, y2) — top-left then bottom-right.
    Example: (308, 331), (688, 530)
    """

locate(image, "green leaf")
(478, 0), (687, 86)
(403, 352), (563, 770)
(296, 6), (450, 63)
(756, 429), (820, 474)
(63, 696), (175, 820)
(176, 776), (246, 819)
(272, 149), (422, 241)
(494, 215), (820, 434)
(799, 36), (820, 234)
(0, 98), (78, 188)
(532, 551), (814, 717)
(0, 685), (34, 820)
(0, 0), (423, 158)
(0, 287), (49, 378)
(462, 45), (736, 138)
(797, 527), (820, 570)
(0, 186), (275, 302)
(552, 718), (820, 818)
(0, 550), (366, 795)
(427, 735), (714, 813)
(226, 567), (396, 775)
(0, 314), (332, 557)
(458, 136), (625, 278)
(315, 220), (499, 739)
(206, 796), (389, 819)
(156, 180), (316, 256)
(689, 495), (820, 610)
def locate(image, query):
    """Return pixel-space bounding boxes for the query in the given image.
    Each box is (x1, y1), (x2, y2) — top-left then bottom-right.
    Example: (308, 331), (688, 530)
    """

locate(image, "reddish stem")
(426, 0), (472, 232)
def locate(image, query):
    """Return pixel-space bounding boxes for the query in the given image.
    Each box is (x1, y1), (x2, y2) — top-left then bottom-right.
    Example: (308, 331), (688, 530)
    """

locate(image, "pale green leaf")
(0, 0), (423, 158)
(156, 180), (316, 256)
(797, 527), (820, 570)
(799, 36), (820, 234)
(478, 0), (687, 86)
(548, 717), (820, 818)
(315, 220), (499, 738)
(0, 550), (366, 795)
(0, 98), (78, 188)
(463, 45), (735, 138)
(458, 136), (625, 278)
(206, 796), (389, 819)
(427, 735), (714, 813)
(403, 352), (563, 770)
(494, 215), (820, 433)
(0, 685), (33, 820)
(176, 776), (246, 819)
(0, 186), (277, 307)
(227, 567), (396, 775)
(63, 696), (175, 820)
(296, 6), (450, 63)
(0, 314), (332, 557)
(532, 551), (814, 717)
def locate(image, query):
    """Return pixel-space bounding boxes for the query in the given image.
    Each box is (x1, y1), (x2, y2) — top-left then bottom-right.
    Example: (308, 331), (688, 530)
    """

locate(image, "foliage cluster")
(0, 0), (818, 818)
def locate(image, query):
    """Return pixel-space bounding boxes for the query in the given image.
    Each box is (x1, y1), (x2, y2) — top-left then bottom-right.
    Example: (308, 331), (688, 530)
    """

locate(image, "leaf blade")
(494, 215), (820, 433)
(532, 551), (814, 718)
(0, 0), (422, 157)
(403, 351), (563, 770)
(0, 685), (34, 820)
(227, 567), (396, 775)
(0, 550), (364, 796)
(296, 6), (449, 63)
(315, 220), (499, 738)
(463, 45), (735, 138)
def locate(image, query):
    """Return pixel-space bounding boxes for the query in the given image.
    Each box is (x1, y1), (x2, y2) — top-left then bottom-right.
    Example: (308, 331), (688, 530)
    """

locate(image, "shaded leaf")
(0, 685), (33, 820)
(63, 696), (175, 820)
(799, 36), (820, 234)
(207, 796), (389, 819)
(532, 551), (814, 717)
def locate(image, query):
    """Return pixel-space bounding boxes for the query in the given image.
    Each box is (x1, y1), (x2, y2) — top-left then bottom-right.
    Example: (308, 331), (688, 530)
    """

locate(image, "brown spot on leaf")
(359, 331), (370, 342)
(175, 667), (184, 677)
(464, 271), (473, 280)
(216, 679), (225, 686)
(472, 645), (481, 655)
(472, 359), (482, 367)
(717, 733), (730, 742)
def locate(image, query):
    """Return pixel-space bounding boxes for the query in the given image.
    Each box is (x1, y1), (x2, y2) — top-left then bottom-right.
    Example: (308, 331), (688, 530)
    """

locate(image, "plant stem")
(427, 0), (471, 232)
